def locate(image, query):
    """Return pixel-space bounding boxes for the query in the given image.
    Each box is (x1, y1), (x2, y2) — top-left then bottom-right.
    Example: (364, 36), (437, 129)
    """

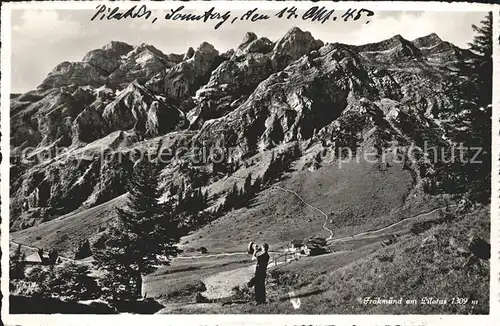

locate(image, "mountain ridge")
(10, 27), (483, 255)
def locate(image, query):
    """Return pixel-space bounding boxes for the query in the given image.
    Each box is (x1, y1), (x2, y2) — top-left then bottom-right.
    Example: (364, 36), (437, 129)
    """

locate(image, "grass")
(180, 159), (416, 254)
(242, 205), (491, 314)
(10, 195), (126, 257)
(10, 151), (485, 315)
(158, 205), (489, 314)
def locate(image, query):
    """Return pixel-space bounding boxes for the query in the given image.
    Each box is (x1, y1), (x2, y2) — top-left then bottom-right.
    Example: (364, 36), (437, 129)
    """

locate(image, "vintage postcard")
(1, 1), (499, 325)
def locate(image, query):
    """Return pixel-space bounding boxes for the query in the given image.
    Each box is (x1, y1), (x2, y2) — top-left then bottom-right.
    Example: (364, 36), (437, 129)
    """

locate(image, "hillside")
(9, 27), (490, 313)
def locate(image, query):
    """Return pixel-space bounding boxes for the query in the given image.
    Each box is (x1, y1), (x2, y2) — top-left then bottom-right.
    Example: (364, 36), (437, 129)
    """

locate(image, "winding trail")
(270, 186), (334, 240)
(227, 175), (334, 239)
(174, 252), (247, 260)
(327, 206), (448, 243)
(173, 205), (447, 261)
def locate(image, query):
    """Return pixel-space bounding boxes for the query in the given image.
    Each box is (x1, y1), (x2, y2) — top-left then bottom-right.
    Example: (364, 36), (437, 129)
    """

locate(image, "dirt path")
(227, 174), (335, 240)
(202, 264), (255, 300)
(174, 252), (248, 260)
(173, 206), (447, 261)
(178, 205), (448, 301)
(201, 255), (297, 300)
(270, 185), (334, 240)
(327, 206), (447, 243)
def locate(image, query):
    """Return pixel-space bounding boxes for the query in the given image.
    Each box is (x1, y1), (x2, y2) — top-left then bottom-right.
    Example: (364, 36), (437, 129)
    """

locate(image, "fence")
(269, 250), (302, 269)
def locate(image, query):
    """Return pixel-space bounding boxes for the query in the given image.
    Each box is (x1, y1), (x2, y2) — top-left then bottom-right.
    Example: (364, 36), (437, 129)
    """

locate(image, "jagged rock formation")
(102, 80), (187, 137)
(39, 62), (107, 89)
(189, 28), (324, 128)
(161, 42), (222, 102)
(10, 27), (483, 236)
(82, 41), (134, 73)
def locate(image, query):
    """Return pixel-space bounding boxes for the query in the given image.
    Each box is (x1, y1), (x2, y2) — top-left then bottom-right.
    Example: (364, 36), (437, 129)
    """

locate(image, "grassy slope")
(11, 149), (448, 259)
(162, 205), (489, 314)
(10, 195), (127, 256)
(263, 205), (490, 314)
(181, 159), (425, 253)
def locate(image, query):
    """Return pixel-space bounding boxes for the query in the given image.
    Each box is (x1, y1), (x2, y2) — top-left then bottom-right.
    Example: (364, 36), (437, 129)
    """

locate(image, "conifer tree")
(468, 12), (492, 108)
(468, 12), (492, 59)
(244, 173), (253, 198)
(94, 159), (180, 301)
(10, 244), (26, 280)
(467, 12), (492, 203)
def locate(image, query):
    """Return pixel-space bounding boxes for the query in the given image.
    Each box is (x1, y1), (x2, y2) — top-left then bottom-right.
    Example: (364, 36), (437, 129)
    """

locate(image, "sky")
(10, 9), (487, 93)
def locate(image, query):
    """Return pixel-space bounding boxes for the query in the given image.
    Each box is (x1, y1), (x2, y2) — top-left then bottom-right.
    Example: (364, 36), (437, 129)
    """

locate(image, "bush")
(74, 239), (92, 260)
(197, 247), (208, 254)
(19, 263), (101, 301)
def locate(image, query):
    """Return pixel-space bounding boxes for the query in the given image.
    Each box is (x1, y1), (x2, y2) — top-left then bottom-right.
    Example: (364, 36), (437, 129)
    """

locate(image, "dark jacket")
(255, 252), (270, 277)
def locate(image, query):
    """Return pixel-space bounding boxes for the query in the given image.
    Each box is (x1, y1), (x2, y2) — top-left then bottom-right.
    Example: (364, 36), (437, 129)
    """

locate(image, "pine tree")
(203, 189), (209, 204)
(74, 239), (92, 260)
(467, 12), (492, 203)
(10, 244), (26, 280)
(223, 183), (240, 210)
(244, 173), (252, 198)
(468, 12), (492, 58)
(468, 12), (492, 108)
(94, 159), (180, 301)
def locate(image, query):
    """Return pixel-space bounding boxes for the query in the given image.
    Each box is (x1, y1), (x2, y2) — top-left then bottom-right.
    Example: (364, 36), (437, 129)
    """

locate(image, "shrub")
(19, 263), (101, 301)
(74, 239), (92, 260)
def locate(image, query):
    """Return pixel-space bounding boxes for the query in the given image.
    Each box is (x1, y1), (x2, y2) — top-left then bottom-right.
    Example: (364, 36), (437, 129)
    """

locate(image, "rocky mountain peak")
(10, 30), (482, 236)
(357, 34), (414, 52)
(235, 32), (274, 56)
(162, 42), (222, 102)
(184, 47), (195, 60)
(242, 32), (258, 45)
(271, 26), (324, 70)
(82, 41), (133, 74)
(284, 26), (307, 37)
(196, 42), (219, 56)
(39, 61), (106, 89)
(412, 33), (443, 48)
(101, 41), (134, 54)
(102, 79), (187, 137)
(127, 43), (168, 60)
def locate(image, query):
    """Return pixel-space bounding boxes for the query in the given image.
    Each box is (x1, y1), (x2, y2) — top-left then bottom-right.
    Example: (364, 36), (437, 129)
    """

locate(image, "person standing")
(253, 243), (270, 304)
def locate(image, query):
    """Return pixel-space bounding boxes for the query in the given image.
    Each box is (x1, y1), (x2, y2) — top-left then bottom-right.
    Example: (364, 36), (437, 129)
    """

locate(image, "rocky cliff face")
(10, 28), (483, 233)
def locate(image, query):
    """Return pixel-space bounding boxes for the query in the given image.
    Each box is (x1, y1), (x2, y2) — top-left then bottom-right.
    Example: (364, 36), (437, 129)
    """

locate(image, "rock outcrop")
(102, 80), (188, 136)
(162, 42), (223, 102)
(39, 62), (107, 89)
(82, 41), (134, 73)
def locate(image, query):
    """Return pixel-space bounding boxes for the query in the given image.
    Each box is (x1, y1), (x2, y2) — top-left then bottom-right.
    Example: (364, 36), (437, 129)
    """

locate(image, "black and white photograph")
(1, 1), (498, 323)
